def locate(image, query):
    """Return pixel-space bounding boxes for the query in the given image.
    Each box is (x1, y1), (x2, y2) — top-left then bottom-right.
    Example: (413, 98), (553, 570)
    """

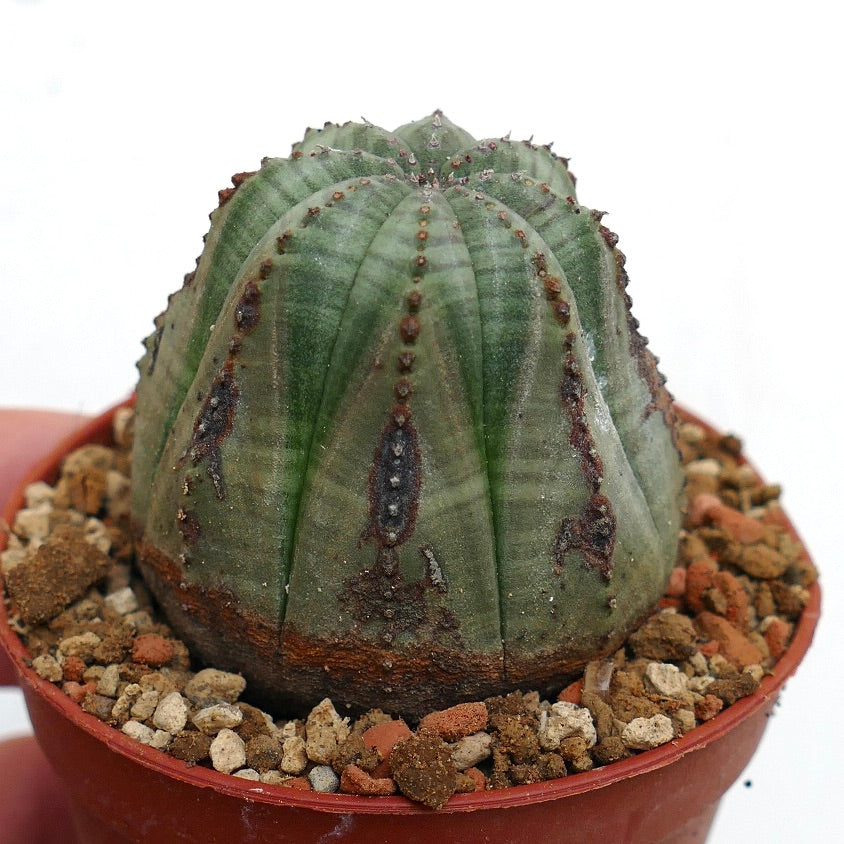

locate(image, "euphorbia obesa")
(131, 112), (684, 716)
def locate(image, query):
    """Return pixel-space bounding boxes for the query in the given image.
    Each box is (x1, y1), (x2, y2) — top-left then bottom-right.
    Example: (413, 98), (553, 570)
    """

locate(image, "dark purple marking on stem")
(176, 508), (201, 545)
(276, 230), (294, 254)
(234, 280), (262, 334)
(554, 333), (617, 581)
(185, 361), (240, 500)
(366, 415), (421, 549)
(394, 378), (413, 401)
(339, 548), (458, 642)
(553, 300), (571, 327)
(341, 407), (452, 640)
(553, 494), (617, 581)
(560, 333), (605, 494)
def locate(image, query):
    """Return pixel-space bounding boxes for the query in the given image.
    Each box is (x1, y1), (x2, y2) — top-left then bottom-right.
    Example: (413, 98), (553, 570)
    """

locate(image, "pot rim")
(0, 400), (821, 816)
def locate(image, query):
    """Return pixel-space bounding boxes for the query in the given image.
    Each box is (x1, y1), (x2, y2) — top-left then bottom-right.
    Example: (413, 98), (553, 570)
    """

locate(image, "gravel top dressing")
(1, 406), (817, 810)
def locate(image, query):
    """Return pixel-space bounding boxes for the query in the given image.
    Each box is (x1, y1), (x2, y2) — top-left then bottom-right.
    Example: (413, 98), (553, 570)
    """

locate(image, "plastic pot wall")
(0, 403), (821, 844)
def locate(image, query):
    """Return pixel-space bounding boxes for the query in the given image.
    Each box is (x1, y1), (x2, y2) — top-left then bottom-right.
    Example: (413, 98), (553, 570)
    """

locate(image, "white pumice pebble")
(130, 689), (160, 721)
(278, 720), (301, 739)
(707, 654), (733, 678)
(111, 684), (143, 723)
(122, 720), (155, 745)
(744, 664), (765, 684)
(97, 663), (121, 697)
(261, 771), (290, 785)
(280, 736), (309, 774)
(32, 654), (63, 682)
(184, 668), (246, 706)
(688, 675), (715, 694)
(451, 732), (492, 770)
(112, 406), (134, 448)
(678, 422), (706, 444)
(104, 586), (139, 616)
(192, 702), (244, 735)
(308, 765), (340, 793)
(62, 444), (114, 474)
(233, 768), (261, 781)
(58, 632), (101, 661)
(84, 518), (111, 553)
(150, 730), (173, 750)
(0, 546), (27, 573)
(684, 458), (721, 478)
(673, 709), (697, 734)
(24, 481), (55, 509)
(622, 714), (675, 750)
(305, 698), (350, 765)
(105, 470), (132, 518)
(646, 663), (689, 698)
(13, 505), (52, 541)
(210, 729), (246, 774)
(538, 701), (597, 750)
(689, 651), (710, 675)
(153, 691), (189, 734)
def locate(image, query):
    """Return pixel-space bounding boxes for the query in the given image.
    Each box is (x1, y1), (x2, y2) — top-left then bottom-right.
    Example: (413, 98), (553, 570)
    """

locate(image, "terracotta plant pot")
(0, 402), (820, 844)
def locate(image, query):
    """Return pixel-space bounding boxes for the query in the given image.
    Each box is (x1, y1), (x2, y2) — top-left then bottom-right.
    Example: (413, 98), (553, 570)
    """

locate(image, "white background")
(1, 1), (841, 840)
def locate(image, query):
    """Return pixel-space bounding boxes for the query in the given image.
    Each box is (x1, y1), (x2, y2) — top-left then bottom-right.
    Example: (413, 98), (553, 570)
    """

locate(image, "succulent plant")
(132, 111), (684, 717)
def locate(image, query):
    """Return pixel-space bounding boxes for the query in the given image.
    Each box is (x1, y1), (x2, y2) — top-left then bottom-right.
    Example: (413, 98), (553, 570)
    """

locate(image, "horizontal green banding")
(285, 188), (501, 654)
(145, 178), (413, 619)
(445, 187), (664, 656)
(465, 173), (682, 568)
(133, 151), (406, 521)
(293, 122), (416, 176)
(447, 140), (577, 200)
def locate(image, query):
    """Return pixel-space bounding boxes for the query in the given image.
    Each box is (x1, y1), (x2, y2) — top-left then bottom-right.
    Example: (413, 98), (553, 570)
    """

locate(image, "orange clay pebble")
(280, 776), (312, 791)
(61, 655), (86, 682)
(464, 766), (487, 792)
(695, 612), (764, 669)
(340, 763), (397, 796)
(362, 719), (412, 778)
(62, 681), (96, 703)
(418, 702), (488, 741)
(762, 617), (791, 660)
(666, 566), (687, 598)
(689, 493), (764, 544)
(713, 570), (750, 629)
(557, 678), (584, 705)
(685, 558), (718, 613)
(695, 694), (724, 722)
(131, 633), (174, 667)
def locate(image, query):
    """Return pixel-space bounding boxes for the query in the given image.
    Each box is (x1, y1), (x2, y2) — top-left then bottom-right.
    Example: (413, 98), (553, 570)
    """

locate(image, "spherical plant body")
(131, 112), (684, 717)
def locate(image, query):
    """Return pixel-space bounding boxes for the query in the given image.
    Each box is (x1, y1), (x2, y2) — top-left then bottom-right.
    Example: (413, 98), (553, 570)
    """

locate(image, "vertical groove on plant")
(284, 183), (416, 623)
(133, 151), (406, 521)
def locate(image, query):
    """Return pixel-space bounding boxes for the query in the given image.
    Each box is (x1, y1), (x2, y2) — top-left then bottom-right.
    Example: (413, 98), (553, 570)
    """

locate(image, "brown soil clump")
(5, 525), (111, 624)
(389, 732), (457, 809)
